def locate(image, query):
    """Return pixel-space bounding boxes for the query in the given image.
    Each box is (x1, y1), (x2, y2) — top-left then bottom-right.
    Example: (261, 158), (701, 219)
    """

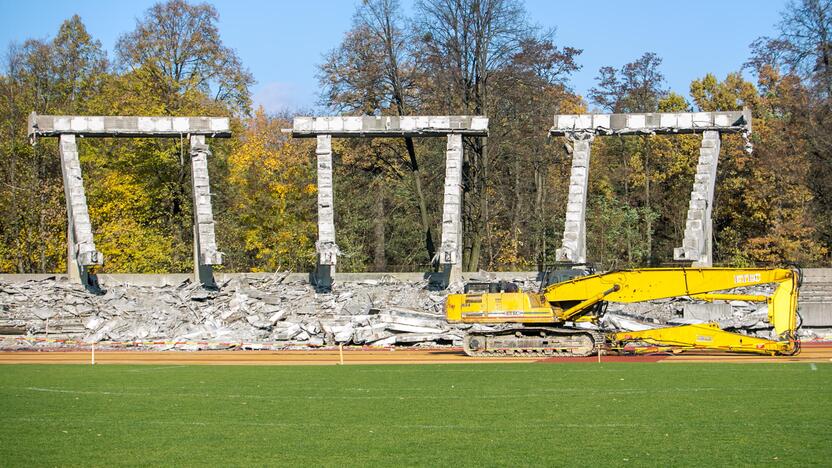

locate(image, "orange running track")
(1, 343), (830, 365)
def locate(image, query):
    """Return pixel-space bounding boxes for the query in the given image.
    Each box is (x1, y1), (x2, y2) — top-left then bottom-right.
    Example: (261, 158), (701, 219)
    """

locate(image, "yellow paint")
(609, 323), (794, 355)
(445, 267), (800, 355)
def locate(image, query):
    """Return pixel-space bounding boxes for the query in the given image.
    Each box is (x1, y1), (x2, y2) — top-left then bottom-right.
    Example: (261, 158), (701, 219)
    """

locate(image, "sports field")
(1, 362), (830, 466)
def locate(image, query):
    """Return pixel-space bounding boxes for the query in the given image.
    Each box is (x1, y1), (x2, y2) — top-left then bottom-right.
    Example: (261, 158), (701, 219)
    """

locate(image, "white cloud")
(252, 82), (315, 114)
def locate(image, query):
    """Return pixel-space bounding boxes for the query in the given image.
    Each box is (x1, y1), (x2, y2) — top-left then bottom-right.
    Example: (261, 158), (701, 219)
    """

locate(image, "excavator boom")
(445, 267), (800, 357)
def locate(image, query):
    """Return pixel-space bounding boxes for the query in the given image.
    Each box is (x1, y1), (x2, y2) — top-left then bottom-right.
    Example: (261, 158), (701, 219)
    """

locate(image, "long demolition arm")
(546, 268), (800, 355)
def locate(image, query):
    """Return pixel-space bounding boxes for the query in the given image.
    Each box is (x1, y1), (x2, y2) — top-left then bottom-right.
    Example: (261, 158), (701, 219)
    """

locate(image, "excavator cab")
(464, 280), (520, 294)
(538, 263), (594, 291)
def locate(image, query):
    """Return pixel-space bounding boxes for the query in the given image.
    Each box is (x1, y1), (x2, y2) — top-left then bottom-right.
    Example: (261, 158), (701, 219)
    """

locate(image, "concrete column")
(556, 132), (593, 265)
(674, 130), (721, 266)
(314, 135), (339, 290)
(437, 133), (463, 285)
(189, 135), (222, 288)
(58, 134), (102, 286)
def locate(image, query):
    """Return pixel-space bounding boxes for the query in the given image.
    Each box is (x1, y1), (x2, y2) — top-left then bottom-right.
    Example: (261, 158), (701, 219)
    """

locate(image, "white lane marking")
(6, 416), (641, 431)
(125, 365), (185, 373)
(26, 387), (150, 396)
(22, 385), (814, 401)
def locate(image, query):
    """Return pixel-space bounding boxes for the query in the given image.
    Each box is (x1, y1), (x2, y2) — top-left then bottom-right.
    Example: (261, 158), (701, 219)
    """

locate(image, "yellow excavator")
(445, 267), (801, 357)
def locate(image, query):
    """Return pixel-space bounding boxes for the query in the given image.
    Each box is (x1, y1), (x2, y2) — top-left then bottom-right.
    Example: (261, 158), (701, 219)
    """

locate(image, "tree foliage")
(0, 0), (830, 274)
(116, 0), (253, 114)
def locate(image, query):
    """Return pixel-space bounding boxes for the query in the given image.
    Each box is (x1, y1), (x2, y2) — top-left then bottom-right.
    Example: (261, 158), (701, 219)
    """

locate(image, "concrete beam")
(549, 109), (750, 136)
(28, 112), (231, 139)
(296, 115), (489, 291)
(59, 134), (103, 288)
(556, 132), (593, 264)
(190, 135), (221, 288)
(674, 131), (721, 266)
(313, 135), (339, 291)
(292, 115), (488, 138)
(437, 134), (463, 284)
(550, 109), (751, 265)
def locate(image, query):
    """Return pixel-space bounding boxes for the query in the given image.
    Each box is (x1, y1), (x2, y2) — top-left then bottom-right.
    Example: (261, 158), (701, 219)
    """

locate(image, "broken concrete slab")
(683, 303), (733, 321)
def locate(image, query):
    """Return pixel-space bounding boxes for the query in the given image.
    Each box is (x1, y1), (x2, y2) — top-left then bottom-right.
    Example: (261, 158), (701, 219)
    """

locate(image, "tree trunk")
(478, 137), (489, 271)
(462, 147), (474, 271)
(533, 162), (548, 267)
(403, 137), (435, 264)
(621, 138), (632, 263)
(373, 177), (386, 271)
(644, 136), (652, 264)
(511, 153), (522, 270)
(463, 138), (485, 272)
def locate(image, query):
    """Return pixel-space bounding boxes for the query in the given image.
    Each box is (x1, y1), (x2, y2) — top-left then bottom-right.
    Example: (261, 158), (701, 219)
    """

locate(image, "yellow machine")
(445, 267), (800, 357)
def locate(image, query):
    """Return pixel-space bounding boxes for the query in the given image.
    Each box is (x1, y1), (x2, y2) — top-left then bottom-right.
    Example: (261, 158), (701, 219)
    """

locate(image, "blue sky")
(0, 0), (786, 113)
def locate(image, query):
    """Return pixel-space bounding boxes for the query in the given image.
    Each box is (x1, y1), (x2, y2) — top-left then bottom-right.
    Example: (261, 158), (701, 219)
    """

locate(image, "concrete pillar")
(556, 132), (593, 265)
(314, 135), (339, 290)
(58, 134), (102, 287)
(674, 130), (721, 266)
(189, 135), (222, 288)
(437, 133), (463, 285)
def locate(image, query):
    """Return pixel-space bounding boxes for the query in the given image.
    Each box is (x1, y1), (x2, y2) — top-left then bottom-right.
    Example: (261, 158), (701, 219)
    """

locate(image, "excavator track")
(462, 327), (604, 358)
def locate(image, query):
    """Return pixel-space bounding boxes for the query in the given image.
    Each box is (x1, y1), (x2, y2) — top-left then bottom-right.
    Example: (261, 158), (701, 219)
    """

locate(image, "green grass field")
(1, 363), (830, 466)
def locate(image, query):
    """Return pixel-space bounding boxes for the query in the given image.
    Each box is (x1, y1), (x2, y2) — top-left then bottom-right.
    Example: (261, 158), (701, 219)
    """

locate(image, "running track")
(1, 343), (830, 365)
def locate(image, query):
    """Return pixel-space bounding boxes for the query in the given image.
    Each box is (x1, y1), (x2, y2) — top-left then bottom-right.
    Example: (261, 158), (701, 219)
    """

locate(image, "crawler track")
(463, 329), (605, 358)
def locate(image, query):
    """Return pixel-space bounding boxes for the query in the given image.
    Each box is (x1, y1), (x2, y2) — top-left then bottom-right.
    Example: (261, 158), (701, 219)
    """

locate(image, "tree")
(749, 0), (832, 97)
(78, 0), (254, 273)
(749, 0), (832, 260)
(690, 73), (758, 111)
(115, 0), (253, 115)
(319, 0), (436, 265)
(225, 109), (317, 271)
(319, 0), (581, 271)
(0, 16), (108, 273)
(590, 52), (667, 113)
(488, 37), (581, 268)
(589, 52), (667, 263)
(415, 0), (580, 270)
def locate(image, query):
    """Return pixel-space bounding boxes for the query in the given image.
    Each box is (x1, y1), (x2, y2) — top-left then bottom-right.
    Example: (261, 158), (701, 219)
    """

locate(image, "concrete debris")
(600, 313), (659, 332)
(0, 276), (463, 350)
(0, 277), (827, 350)
(683, 303), (732, 321)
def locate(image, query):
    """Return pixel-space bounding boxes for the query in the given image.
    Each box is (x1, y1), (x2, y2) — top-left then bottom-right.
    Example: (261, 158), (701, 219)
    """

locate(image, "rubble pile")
(608, 285), (771, 331)
(0, 275), (826, 350)
(0, 275), (482, 349)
